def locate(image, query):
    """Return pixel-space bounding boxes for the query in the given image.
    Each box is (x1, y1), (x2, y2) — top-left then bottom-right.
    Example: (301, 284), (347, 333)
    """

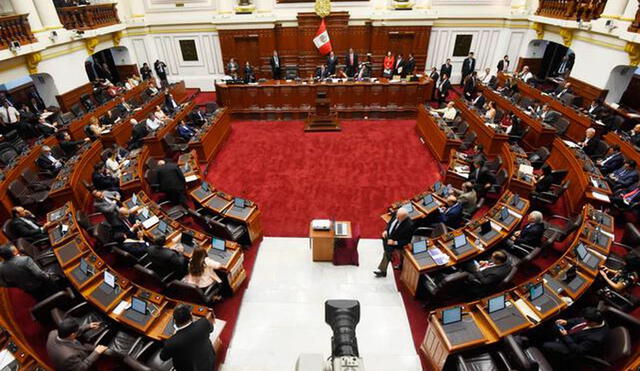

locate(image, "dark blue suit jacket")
(613, 168), (639, 189)
(441, 202), (463, 228)
(600, 152), (624, 174)
(514, 222), (544, 246)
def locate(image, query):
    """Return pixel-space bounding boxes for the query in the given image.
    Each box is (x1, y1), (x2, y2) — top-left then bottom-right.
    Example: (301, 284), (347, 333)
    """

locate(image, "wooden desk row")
(415, 105), (461, 163)
(47, 202), (227, 346)
(603, 132), (640, 166)
(477, 83), (557, 149)
(421, 204), (613, 369)
(215, 78), (434, 120)
(452, 99), (509, 157)
(141, 100), (196, 158)
(398, 191), (529, 297)
(188, 108), (232, 165)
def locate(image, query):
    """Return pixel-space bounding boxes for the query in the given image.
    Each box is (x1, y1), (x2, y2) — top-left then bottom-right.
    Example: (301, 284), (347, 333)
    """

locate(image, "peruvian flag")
(313, 19), (332, 55)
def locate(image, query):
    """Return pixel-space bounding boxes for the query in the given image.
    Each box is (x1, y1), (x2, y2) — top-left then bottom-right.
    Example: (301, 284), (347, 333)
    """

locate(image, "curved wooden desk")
(415, 105), (461, 163)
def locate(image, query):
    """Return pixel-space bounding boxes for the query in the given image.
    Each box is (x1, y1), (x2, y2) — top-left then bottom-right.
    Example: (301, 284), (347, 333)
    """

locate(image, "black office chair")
(164, 280), (220, 305)
(486, 156), (503, 172)
(527, 146), (550, 169)
(531, 179), (570, 210)
(15, 238), (57, 269)
(0, 142), (19, 166)
(459, 131), (477, 151)
(125, 340), (174, 371)
(453, 335), (547, 371)
(590, 140), (609, 160)
(423, 271), (471, 301)
(3, 130), (28, 153)
(454, 121), (469, 136)
(70, 103), (84, 117)
(550, 169), (568, 185)
(50, 301), (112, 344)
(508, 125), (530, 144)
(30, 288), (76, 323)
(544, 212), (583, 245)
(162, 132), (189, 155)
(133, 263), (174, 288)
(21, 167), (53, 190)
(553, 118), (570, 136)
(8, 179), (49, 208)
(93, 222), (119, 251)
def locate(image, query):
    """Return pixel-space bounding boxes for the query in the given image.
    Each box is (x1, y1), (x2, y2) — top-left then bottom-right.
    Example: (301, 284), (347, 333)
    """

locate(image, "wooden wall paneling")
(115, 64), (139, 79)
(566, 76), (608, 106)
(7, 82), (36, 107)
(56, 82), (93, 112)
(516, 57), (543, 76)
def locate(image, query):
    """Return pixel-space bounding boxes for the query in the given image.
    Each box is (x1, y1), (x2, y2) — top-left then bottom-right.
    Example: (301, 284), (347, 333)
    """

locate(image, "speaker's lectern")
(304, 91), (341, 132)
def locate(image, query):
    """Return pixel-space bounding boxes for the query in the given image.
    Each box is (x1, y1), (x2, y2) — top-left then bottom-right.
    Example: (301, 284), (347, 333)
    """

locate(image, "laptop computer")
(212, 237), (226, 252)
(511, 193), (520, 207)
(499, 207), (510, 222)
(412, 240), (428, 255)
(453, 234), (467, 249)
(201, 182), (210, 192)
(80, 258), (93, 276)
(404, 203), (414, 213)
(575, 243), (598, 268)
(181, 231), (194, 247)
(157, 220), (168, 234)
(529, 282), (544, 301)
(423, 194), (434, 206)
(480, 220), (493, 235)
(233, 198), (245, 209)
(433, 181), (442, 192)
(442, 306), (462, 325)
(131, 296), (147, 315)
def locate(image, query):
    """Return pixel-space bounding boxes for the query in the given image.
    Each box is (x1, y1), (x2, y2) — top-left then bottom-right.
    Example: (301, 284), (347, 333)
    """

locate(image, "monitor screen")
(131, 297), (146, 314)
(131, 193), (138, 205)
(212, 237), (226, 251)
(104, 271), (115, 288)
(141, 207), (150, 219)
(433, 181), (442, 192)
(181, 232), (194, 247)
(412, 240), (427, 254)
(423, 194), (434, 205)
(404, 203), (414, 213)
(157, 220), (168, 233)
(80, 259), (90, 275)
(591, 226), (601, 243)
(442, 306), (462, 325)
(575, 243), (588, 260)
(454, 234), (467, 248)
(511, 193), (520, 207)
(488, 295), (506, 313)
(500, 207), (509, 221)
(234, 198), (245, 208)
(529, 283), (544, 300)
(201, 182), (210, 192)
(480, 220), (492, 235)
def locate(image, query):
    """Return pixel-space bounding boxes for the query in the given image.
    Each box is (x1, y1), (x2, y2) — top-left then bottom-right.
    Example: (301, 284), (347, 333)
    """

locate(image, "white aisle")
(220, 237), (422, 371)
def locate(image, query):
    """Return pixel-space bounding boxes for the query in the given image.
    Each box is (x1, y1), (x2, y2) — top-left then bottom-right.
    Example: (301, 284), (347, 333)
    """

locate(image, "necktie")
(568, 322), (588, 335)
(624, 188), (640, 203)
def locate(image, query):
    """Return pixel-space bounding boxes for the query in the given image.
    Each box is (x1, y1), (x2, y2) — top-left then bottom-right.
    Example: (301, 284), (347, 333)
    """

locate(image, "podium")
(309, 220), (354, 262)
(304, 91), (341, 132)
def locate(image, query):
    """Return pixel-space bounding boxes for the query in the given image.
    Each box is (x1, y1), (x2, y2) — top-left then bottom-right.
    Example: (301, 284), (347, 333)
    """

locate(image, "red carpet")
(205, 120), (441, 239)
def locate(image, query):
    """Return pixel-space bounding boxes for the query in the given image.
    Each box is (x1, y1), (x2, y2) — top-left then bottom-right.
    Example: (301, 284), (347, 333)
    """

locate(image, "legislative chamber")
(0, 0), (640, 371)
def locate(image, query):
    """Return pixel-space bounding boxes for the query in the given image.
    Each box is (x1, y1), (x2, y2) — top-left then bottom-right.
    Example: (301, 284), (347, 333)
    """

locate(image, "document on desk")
(142, 215), (160, 229)
(514, 299), (540, 323)
(518, 164), (533, 176)
(590, 191), (610, 203)
(113, 300), (131, 315)
(454, 165), (470, 178)
(428, 247), (450, 265)
(185, 174), (199, 183)
(562, 140), (580, 148)
(0, 349), (16, 369)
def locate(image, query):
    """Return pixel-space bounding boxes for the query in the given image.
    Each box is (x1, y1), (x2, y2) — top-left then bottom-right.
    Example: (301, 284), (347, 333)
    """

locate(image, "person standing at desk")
(440, 59), (452, 83)
(461, 52), (476, 83)
(326, 51), (338, 76)
(463, 71), (477, 100)
(497, 55), (510, 73)
(243, 61), (256, 83)
(382, 51), (394, 78)
(403, 53), (416, 77)
(154, 59), (168, 86)
(270, 50), (282, 80)
(140, 62), (152, 80)
(156, 160), (187, 205)
(436, 74), (452, 106)
(160, 304), (216, 371)
(393, 53), (404, 76)
(429, 66), (439, 98)
(46, 318), (108, 371)
(345, 48), (358, 77)
(374, 207), (414, 278)
(226, 58), (239, 79)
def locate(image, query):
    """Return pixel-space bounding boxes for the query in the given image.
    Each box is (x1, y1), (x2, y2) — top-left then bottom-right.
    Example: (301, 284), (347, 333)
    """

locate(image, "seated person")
(599, 255), (640, 310)
(46, 318), (108, 371)
(479, 67), (493, 84)
(0, 243), (60, 300)
(538, 104), (560, 124)
(36, 145), (63, 175)
(534, 164), (554, 193)
(335, 67), (347, 79)
(177, 120), (197, 141)
(316, 64), (330, 79)
(128, 118), (149, 150)
(608, 160), (639, 192)
(462, 144), (487, 164)
(471, 91), (486, 110)
(612, 183), (640, 209)
(92, 190), (132, 236)
(99, 111), (116, 127)
(432, 195), (463, 229)
(104, 150), (125, 178)
(586, 98), (605, 119)
(116, 97), (133, 114)
(182, 247), (223, 298)
(92, 163), (119, 191)
(455, 181), (478, 215)
(552, 81), (573, 98)
(597, 144), (624, 175)
(189, 108), (207, 126)
(504, 210), (544, 251)
(154, 105), (168, 121)
(484, 101), (497, 122)
(538, 307), (610, 368)
(145, 112), (163, 131)
(58, 131), (89, 156)
(9, 206), (52, 240)
(629, 124), (640, 147)
(581, 128), (602, 157)
(517, 65), (534, 83)
(469, 160), (496, 196)
(114, 229), (148, 258)
(464, 250), (512, 295)
(147, 236), (187, 279)
(431, 101), (457, 121)
(36, 116), (59, 136)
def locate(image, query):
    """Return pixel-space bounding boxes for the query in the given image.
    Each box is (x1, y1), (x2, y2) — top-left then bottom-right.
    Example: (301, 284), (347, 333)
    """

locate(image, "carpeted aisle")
(205, 119), (441, 239)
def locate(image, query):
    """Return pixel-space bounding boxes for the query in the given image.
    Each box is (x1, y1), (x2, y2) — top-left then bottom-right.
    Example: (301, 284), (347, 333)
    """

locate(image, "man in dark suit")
(586, 99), (605, 119)
(36, 145), (63, 176)
(428, 67), (439, 98)
(0, 243), (59, 300)
(129, 118), (149, 150)
(461, 52), (476, 82)
(538, 104), (560, 124)
(465, 250), (512, 295)
(440, 59), (452, 82)
(472, 90), (486, 110)
(437, 74), (452, 106)
(114, 229), (148, 258)
(403, 53), (416, 77)
(469, 160), (496, 196)
(270, 50), (282, 80)
(374, 207), (414, 277)
(116, 97), (133, 115)
(154, 59), (168, 85)
(156, 160), (187, 204)
(140, 62), (153, 80)
(46, 318), (108, 371)
(630, 124), (640, 147)
(463, 71), (477, 100)
(553, 81), (573, 99)
(539, 307), (610, 368)
(92, 189), (132, 236)
(436, 195), (464, 229)
(58, 132), (89, 156)
(609, 160), (639, 192)
(100, 110), (116, 127)
(597, 144), (624, 175)
(504, 211), (545, 253)
(9, 206), (51, 241)
(497, 55), (510, 72)
(316, 64), (329, 79)
(92, 163), (120, 191)
(326, 51), (338, 75)
(160, 304), (216, 371)
(189, 108), (207, 126)
(147, 236), (187, 278)
(164, 89), (179, 113)
(345, 48), (358, 77)
(581, 128), (601, 157)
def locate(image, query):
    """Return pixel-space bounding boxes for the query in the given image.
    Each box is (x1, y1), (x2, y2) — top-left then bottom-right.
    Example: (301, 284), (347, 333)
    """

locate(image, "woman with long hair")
(183, 247), (223, 294)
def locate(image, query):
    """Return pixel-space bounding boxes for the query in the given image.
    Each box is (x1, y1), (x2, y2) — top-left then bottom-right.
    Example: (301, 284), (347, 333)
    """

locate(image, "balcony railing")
(57, 3), (120, 31)
(535, 0), (607, 22)
(0, 14), (37, 50)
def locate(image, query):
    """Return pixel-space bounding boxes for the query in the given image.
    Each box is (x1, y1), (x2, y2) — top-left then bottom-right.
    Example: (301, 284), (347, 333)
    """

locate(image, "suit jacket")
(100, 114), (115, 127)
(189, 110), (206, 125)
(462, 57), (476, 77)
(130, 123), (149, 149)
(393, 58), (404, 76)
(600, 152), (624, 174)
(613, 169), (639, 189)
(147, 244), (186, 278)
(441, 202), (463, 228)
(94, 191), (126, 229)
(458, 190), (478, 214)
(60, 139), (84, 156)
(559, 318), (610, 355)
(0, 256), (50, 292)
(154, 61), (167, 78)
(514, 222), (544, 246)
(160, 318), (215, 371)
(429, 71), (439, 83)
(46, 330), (100, 371)
(404, 57), (416, 76)
(463, 77), (476, 96)
(164, 95), (179, 112)
(535, 174), (554, 193)
(471, 262), (512, 286)
(141, 66), (152, 80)
(345, 53), (359, 76)
(121, 240), (148, 257)
(587, 104), (605, 118)
(438, 79), (452, 100)
(270, 56), (281, 77)
(472, 95), (486, 110)
(583, 136), (602, 157)
(470, 166), (496, 187)
(117, 103), (132, 114)
(156, 163), (186, 192)
(440, 63), (452, 79)
(177, 125), (196, 140)
(541, 110), (560, 124)
(316, 67), (329, 79)
(92, 171), (119, 191)
(384, 215), (414, 252)
(631, 133), (640, 147)
(326, 56), (338, 75)
(9, 217), (45, 239)
(497, 59), (509, 72)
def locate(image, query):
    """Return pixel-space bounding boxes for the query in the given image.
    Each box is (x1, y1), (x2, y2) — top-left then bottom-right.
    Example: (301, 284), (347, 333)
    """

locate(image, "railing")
(535, 0), (607, 21)
(0, 13), (37, 50)
(629, 0), (640, 33)
(57, 3), (120, 31)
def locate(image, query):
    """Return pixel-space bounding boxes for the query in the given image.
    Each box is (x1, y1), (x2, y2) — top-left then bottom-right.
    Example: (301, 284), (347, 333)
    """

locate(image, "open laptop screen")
(442, 306), (462, 325)
(488, 295), (506, 313)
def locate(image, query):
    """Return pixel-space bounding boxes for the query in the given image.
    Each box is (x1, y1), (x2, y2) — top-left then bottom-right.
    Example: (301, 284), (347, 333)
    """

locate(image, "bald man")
(581, 128), (601, 157)
(374, 207), (414, 277)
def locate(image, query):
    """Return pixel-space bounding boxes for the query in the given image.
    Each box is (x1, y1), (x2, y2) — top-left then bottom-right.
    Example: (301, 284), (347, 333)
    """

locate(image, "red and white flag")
(313, 19), (332, 55)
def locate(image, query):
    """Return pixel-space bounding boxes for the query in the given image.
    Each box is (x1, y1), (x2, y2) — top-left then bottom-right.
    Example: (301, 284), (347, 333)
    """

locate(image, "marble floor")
(220, 237), (422, 371)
